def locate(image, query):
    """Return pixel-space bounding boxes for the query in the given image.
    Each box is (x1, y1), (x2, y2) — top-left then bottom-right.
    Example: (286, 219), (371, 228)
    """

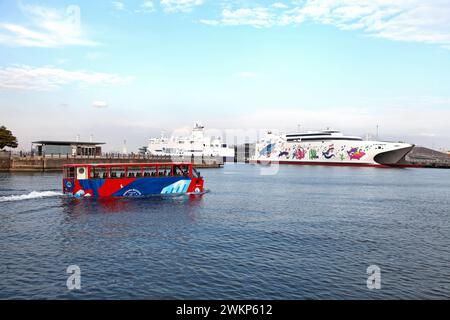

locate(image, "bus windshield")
(193, 168), (201, 178)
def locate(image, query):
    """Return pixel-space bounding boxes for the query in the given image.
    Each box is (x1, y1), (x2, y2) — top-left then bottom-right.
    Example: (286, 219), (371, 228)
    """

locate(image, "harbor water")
(0, 164), (449, 299)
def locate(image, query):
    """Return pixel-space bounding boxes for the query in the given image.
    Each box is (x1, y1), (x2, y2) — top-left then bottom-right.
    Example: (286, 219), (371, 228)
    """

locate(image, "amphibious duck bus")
(62, 163), (204, 198)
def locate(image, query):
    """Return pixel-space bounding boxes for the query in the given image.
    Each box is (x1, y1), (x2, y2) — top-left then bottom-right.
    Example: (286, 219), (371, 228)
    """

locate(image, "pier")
(0, 152), (223, 172)
(403, 147), (450, 168)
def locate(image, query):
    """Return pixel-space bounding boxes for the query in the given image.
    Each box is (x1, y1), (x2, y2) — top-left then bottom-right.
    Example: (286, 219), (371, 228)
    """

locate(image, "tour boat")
(62, 163), (205, 198)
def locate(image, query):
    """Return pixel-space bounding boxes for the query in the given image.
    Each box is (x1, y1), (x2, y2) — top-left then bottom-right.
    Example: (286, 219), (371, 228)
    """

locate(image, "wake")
(0, 191), (62, 203)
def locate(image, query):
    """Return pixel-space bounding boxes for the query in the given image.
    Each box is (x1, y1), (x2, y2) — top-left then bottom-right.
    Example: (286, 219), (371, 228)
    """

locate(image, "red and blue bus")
(62, 163), (204, 198)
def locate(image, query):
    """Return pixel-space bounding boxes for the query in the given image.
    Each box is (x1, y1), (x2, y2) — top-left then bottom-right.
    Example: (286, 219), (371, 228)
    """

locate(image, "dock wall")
(2, 154), (223, 172)
(0, 151), (11, 172)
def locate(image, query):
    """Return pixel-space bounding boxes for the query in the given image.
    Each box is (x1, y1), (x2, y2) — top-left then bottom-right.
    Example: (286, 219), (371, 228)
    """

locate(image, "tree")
(0, 126), (18, 150)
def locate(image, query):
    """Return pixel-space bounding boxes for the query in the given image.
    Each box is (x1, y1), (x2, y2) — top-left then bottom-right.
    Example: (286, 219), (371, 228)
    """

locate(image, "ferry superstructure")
(251, 129), (414, 167)
(147, 124), (235, 158)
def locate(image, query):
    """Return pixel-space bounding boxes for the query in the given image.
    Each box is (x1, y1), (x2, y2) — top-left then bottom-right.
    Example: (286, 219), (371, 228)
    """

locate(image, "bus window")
(90, 167), (108, 179)
(173, 165), (183, 176)
(143, 166), (157, 177)
(182, 165), (190, 177)
(111, 167), (125, 178)
(127, 167), (141, 178)
(158, 165), (172, 176)
(173, 165), (188, 176)
(193, 168), (201, 178)
(64, 167), (75, 178)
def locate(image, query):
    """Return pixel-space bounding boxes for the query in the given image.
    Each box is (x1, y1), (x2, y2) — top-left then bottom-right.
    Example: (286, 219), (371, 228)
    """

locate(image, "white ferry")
(147, 124), (235, 158)
(251, 129), (414, 167)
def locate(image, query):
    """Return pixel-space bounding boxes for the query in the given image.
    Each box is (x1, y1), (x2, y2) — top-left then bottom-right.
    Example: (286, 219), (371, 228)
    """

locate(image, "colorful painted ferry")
(62, 163), (204, 198)
(251, 129), (414, 167)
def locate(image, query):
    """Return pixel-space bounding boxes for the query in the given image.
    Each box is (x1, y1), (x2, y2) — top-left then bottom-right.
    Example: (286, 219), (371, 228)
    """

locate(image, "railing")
(9, 152), (222, 165)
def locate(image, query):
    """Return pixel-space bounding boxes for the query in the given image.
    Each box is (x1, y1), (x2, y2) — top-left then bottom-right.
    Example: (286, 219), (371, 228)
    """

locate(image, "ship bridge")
(285, 130), (363, 142)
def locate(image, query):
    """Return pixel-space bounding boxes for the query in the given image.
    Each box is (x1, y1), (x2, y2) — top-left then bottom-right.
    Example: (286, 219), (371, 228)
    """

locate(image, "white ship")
(147, 124), (235, 158)
(252, 129), (414, 167)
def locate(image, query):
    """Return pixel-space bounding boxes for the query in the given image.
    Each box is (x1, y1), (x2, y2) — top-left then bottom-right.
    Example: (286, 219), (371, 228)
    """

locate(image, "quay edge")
(1, 154), (223, 172)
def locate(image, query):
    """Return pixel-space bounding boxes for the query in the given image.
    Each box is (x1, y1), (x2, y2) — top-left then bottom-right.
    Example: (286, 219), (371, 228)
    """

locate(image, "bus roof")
(62, 163), (192, 168)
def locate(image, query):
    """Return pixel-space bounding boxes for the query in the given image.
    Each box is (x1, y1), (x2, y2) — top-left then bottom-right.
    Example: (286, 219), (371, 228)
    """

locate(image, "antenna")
(376, 125), (379, 140)
(297, 124), (301, 132)
(76, 134), (80, 142)
(122, 139), (127, 155)
(89, 134), (93, 143)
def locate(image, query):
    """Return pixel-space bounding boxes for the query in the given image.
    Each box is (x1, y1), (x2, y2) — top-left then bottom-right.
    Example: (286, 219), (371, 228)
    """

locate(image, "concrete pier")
(404, 147), (450, 168)
(1, 154), (223, 172)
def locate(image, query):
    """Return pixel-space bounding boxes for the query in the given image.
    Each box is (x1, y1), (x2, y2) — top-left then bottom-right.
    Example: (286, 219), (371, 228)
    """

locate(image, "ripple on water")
(0, 166), (449, 299)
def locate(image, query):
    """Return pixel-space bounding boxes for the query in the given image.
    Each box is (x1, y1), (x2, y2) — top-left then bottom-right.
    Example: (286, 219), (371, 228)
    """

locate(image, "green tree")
(0, 126), (18, 150)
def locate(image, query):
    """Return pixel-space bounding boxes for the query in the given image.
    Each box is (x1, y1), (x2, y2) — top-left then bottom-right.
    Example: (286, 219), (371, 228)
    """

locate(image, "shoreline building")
(32, 141), (105, 156)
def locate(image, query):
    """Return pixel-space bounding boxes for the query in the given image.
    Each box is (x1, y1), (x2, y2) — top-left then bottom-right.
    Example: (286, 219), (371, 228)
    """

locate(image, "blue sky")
(1, 0), (450, 151)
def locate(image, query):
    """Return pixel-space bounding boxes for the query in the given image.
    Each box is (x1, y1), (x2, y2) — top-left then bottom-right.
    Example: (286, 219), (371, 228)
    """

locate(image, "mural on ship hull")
(347, 147), (366, 160)
(322, 144), (335, 159)
(259, 142), (370, 162)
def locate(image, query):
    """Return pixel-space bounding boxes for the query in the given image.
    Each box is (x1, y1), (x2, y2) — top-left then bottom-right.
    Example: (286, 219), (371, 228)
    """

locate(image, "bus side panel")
(112, 177), (191, 197)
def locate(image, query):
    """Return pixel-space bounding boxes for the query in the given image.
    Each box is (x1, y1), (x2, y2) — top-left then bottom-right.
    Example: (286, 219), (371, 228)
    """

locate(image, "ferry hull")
(249, 159), (388, 167)
(63, 177), (204, 198)
(252, 139), (414, 168)
(373, 146), (414, 165)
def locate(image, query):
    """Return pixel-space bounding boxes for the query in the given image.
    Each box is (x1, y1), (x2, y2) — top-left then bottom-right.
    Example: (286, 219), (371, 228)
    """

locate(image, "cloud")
(141, 1), (156, 13)
(0, 3), (96, 48)
(201, 0), (450, 48)
(92, 101), (108, 108)
(112, 1), (156, 14)
(160, 0), (204, 13)
(0, 65), (133, 91)
(221, 7), (276, 28)
(228, 105), (450, 138)
(112, 2), (126, 11)
(272, 3), (289, 10)
(134, 1), (156, 14)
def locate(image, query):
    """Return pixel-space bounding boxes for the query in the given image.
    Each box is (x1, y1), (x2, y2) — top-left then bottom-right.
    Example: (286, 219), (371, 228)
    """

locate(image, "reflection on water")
(61, 194), (205, 216)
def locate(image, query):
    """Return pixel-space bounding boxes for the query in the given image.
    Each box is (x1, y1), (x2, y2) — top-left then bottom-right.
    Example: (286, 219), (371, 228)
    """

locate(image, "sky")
(1, 0), (450, 152)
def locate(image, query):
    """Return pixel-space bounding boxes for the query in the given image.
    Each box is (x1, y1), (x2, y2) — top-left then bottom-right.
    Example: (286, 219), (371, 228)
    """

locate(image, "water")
(0, 164), (449, 299)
